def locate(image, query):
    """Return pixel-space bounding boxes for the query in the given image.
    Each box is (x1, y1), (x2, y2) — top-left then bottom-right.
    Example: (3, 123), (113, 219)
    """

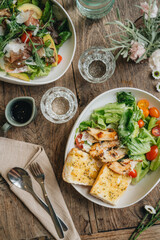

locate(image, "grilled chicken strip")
(89, 140), (120, 158)
(108, 159), (142, 175)
(89, 141), (127, 163)
(0, 9), (11, 17)
(87, 127), (118, 141)
(75, 131), (98, 153)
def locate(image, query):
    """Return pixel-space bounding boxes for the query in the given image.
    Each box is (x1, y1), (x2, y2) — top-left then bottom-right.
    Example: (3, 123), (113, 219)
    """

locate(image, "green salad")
(0, 0), (72, 81)
(78, 92), (160, 184)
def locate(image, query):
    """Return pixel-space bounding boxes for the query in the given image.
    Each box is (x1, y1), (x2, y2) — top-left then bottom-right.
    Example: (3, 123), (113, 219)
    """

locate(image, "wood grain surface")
(0, 0), (160, 240)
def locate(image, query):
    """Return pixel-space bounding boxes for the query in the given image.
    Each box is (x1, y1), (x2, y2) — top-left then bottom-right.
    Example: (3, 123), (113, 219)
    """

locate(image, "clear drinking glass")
(40, 87), (78, 124)
(76, 0), (115, 19)
(78, 46), (116, 83)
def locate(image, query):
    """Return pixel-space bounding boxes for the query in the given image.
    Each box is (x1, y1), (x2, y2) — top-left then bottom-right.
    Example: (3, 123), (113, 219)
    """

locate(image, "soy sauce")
(11, 101), (32, 123)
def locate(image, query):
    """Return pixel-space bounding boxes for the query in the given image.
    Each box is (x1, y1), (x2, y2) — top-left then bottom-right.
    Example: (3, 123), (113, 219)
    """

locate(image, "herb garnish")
(129, 200), (160, 240)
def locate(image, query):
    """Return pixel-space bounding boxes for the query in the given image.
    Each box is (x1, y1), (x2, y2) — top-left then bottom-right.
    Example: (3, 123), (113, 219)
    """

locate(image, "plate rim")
(64, 87), (160, 208)
(0, 0), (76, 86)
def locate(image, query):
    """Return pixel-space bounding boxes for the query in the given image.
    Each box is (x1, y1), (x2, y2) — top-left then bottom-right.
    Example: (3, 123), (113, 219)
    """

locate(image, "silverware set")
(7, 163), (68, 239)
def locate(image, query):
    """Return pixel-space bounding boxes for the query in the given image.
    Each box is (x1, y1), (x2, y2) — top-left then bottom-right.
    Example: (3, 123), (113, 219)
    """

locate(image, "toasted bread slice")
(62, 148), (102, 186)
(87, 128), (118, 141)
(90, 164), (131, 205)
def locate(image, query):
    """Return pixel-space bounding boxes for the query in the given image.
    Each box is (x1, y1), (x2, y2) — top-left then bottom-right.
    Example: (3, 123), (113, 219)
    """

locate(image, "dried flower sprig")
(129, 199), (160, 240)
(106, 0), (160, 63)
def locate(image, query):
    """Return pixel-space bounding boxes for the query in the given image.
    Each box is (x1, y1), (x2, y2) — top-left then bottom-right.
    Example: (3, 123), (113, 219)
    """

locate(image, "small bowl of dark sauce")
(1, 97), (37, 133)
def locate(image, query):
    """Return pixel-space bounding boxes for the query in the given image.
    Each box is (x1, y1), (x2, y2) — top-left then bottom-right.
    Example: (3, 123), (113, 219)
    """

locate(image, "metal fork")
(30, 162), (66, 239)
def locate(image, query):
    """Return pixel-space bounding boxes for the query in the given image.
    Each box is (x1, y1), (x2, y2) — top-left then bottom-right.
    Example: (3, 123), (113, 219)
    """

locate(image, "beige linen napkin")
(0, 137), (80, 240)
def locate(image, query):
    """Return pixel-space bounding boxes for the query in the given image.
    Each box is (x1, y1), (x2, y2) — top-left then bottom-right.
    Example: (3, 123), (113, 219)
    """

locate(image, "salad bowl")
(0, 0), (76, 86)
(65, 87), (160, 208)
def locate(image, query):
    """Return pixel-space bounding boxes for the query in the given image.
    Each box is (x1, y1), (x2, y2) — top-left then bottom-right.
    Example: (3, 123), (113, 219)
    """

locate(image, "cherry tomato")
(75, 133), (84, 149)
(149, 107), (160, 118)
(142, 108), (149, 118)
(146, 145), (158, 161)
(58, 54), (62, 64)
(129, 169), (137, 178)
(137, 99), (149, 110)
(21, 31), (32, 43)
(152, 126), (160, 137)
(138, 119), (145, 128)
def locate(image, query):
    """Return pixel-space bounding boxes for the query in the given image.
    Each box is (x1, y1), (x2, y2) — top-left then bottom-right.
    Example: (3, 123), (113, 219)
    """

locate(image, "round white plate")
(0, 0), (76, 86)
(65, 87), (160, 208)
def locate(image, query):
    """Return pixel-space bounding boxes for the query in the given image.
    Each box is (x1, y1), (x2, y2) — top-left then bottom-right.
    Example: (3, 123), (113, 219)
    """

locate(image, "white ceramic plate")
(65, 87), (160, 208)
(0, 0), (76, 86)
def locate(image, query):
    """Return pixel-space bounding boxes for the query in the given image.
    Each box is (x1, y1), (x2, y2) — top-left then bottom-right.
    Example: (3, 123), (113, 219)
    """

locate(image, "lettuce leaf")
(117, 91), (135, 106)
(148, 117), (157, 131)
(132, 162), (150, 184)
(79, 121), (92, 131)
(118, 109), (135, 141)
(41, 0), (52, 23)
(28, 65), (52, 80)
(139, 127), (156, 145)
(126, 138), (151, 155)
(94, 103), (127, 115)
(150, 154), (160, 171)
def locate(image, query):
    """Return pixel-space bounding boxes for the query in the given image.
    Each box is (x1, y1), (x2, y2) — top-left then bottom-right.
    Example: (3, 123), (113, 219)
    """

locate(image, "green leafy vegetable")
(0, 0), (13, 9)
(57, 18), (68, 32)
(139, 127), (156, 144)
(94, 103), (127, 114)
(148, 117), (157, 131)
(132, 162), (150, 184)
(28, 64), (52, 79)
(126, 138), (151, 155)
(56, 31), (72, 49)
(157, 137), (160, 149)
(104, 112), (121, 123)
(117, 91), (135, 106)
(79, 121), (92, 131)
(118, 109), (135, 141)
(41, 0), (52, 23)
(150, 154), (160, 171)
(17, 0), (31, 7)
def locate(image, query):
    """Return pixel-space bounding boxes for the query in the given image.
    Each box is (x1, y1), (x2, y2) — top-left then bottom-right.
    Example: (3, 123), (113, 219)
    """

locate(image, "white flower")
(130, 41), (146, 61)
(144, 205), (156, 214)
(152, 69), (160, 80)
(140, 1), (158, 19)
(149, 50), (160, 70)
(156, 83), (160, 92)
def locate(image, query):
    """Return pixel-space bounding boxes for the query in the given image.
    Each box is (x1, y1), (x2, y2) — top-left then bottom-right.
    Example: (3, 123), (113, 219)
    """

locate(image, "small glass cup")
(78, 46), (116, 83)
(40, 87), (78, 124)
(76, 0), (115, 19)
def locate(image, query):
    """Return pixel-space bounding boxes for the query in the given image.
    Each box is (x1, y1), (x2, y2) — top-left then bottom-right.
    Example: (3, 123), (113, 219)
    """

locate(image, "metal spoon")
(7, 167), (67, 233)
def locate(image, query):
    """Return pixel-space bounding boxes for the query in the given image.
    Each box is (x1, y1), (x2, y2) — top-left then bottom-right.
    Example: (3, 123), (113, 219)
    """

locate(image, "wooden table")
(0, 0), (160, 239)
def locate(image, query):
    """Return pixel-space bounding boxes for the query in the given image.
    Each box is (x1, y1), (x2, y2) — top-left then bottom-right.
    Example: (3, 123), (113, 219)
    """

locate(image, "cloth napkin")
(0, 137), (80, 240)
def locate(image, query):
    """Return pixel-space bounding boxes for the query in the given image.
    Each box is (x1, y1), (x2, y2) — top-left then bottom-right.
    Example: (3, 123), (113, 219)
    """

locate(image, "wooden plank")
(0, 0), (160, 239)
(81, 224), (160, 240)
(94, 184), (160, 231)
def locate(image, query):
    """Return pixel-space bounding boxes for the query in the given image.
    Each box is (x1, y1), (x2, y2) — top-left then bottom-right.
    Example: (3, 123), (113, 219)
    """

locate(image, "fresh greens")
(79, 102), (127, 132)
(28, 64), (52, 79)
(150, 154), (160, 171)
(41, 0), (52, 23)
(78, 91), (160, 184)
(117, 91), (135, 106)
(127, 138), (151, 155)
(56, 31), (72, 50)
(0, 0), (72, 80)
(148, 117), (157, 130)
